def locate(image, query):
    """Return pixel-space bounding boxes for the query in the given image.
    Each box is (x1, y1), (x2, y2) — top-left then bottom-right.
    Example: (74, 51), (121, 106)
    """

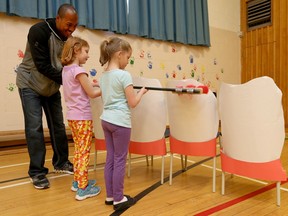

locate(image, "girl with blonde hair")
(99, 37), (147, 211)
(61, 36), (101, 201)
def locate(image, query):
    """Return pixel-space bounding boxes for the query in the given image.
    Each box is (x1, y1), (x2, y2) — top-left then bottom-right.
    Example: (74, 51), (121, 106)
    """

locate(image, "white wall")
(208, 0), (240, 32)
(0, 0), (240, 131)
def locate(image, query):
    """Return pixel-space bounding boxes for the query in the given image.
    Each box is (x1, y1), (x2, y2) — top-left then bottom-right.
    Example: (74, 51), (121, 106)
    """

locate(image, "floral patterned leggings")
(68, 120), (93, 189)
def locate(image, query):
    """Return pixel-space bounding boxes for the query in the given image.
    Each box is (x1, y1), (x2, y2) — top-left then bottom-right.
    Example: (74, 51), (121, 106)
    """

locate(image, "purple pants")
(101, 120), (131, 202)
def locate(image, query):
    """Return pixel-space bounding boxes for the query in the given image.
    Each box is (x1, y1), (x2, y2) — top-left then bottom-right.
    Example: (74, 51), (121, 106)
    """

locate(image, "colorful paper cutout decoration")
(213, 58), (217, 65)
(147, 52), (152, 59)
(190, 70), (195, 78)
(182, 73), (186, 79)
(171, 45), (176, 53)
(148, 61), (153, 69)
(206, 81), (211, 88)
(172, 71), (176, 78)
(160, 63), (165, 70)
(201, 65), (205, 72)
(89, 68), (97, 77)
(189, 55), (193, 64)
(17, 50), (24, 58)
(165, 73), (169, 78)
(140, 71), (144, 76)
(201, 73), (205, 82)
(177, 64), (182, 71)
(130, 56), (135, 65)
(140, 50), (145, 58)
(7, 83), (16, 92)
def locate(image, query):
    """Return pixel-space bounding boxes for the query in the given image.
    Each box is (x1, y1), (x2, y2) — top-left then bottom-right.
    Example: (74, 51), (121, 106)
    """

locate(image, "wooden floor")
(1, 138), (288, 216)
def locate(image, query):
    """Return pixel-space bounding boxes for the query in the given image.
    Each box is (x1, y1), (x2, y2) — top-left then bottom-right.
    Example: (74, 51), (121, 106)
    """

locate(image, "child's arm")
(77, 73), (101, 98)
(125, 85), (147, 108)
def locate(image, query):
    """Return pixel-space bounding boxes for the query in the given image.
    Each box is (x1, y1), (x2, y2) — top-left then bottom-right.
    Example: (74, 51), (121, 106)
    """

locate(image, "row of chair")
(90, 76), (287, 206)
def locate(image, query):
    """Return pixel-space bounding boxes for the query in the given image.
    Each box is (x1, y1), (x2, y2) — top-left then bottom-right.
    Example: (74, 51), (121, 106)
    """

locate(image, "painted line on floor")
(0, 154), (82, 169)
(0, 173), (70, 189)
(3, 152), (288, 215)
(194, 179), (288, 216)
(177, 156), (270, 186)
(109, 156), (217, 216)
(0, 155), (166, 189)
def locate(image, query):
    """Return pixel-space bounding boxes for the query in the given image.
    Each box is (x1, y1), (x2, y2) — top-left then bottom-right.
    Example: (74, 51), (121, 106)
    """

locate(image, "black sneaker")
(105, 200), (113, 205)
(54, 161), (73, 174)
(113, 195), (137, 211)
(30, 175), (50, 189)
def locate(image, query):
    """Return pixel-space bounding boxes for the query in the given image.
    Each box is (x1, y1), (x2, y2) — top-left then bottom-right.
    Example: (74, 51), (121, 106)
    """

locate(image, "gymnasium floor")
(1, 138), (288, 216)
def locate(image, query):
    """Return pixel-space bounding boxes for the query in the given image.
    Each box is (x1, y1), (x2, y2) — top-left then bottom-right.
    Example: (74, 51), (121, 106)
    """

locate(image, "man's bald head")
(57, 4), (77, 18)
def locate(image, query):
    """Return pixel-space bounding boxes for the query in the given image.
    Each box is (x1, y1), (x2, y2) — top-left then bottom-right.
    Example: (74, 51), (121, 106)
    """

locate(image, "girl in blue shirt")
(99, 37), (147, 211)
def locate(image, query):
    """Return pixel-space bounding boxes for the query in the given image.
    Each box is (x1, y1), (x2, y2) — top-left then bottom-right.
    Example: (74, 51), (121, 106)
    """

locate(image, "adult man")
(16, 4), (78, 189)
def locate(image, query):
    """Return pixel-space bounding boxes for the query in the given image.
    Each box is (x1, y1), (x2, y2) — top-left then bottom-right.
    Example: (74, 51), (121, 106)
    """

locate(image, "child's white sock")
(113, 196), (128, 205)
(106, 197), (113, 202)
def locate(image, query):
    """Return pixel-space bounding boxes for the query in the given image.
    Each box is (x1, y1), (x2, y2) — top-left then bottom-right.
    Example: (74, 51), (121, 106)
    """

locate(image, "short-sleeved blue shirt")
(99, 69), (133, 128)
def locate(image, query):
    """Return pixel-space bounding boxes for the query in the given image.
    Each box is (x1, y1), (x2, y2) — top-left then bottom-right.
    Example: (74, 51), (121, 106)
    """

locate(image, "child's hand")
(139, 87), (148, 95)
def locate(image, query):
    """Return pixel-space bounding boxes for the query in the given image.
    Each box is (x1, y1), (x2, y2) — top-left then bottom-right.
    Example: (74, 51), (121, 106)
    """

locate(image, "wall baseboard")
(0, 128), (73, 148)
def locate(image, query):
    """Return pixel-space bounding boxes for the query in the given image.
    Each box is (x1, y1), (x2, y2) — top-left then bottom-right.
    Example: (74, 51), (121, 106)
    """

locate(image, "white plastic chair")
(90, 95), (106, 170)
(167, 79), (219, 192)
(128, 77), (168, 184)
(219, 76), (287, 206)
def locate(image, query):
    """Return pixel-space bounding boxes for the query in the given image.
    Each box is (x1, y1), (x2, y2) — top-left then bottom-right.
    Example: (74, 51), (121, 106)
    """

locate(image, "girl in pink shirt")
(61, 36), (101, 201)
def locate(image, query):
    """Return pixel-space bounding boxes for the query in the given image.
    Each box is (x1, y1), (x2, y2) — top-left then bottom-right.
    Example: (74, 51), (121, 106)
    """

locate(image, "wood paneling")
(0, 129), (73, 148)
(241, 0), (288, 128)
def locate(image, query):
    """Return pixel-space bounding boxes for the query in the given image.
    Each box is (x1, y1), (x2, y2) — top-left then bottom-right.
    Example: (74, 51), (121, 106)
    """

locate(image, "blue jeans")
(18, 88), (69, 177)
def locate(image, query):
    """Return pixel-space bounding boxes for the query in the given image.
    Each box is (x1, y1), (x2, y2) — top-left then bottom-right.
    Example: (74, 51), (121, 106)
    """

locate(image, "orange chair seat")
(129, 138), (166, 156)
(221, 150), (287, 181)
(170, 136), (216, 157)
(95, 138), (106, 150)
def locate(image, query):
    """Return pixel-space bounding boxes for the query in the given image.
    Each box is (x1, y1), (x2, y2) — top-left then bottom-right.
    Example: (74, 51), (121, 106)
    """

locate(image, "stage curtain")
(0, 0), (128, 34)
(0, 0), (210, 46)
(128, 0), (210, 46)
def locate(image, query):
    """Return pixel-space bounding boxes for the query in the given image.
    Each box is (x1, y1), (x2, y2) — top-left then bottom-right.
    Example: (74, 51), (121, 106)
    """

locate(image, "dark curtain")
(128, 0), (210, 46)
(0, 0), (127, 34)
(0, 0), (210, 46)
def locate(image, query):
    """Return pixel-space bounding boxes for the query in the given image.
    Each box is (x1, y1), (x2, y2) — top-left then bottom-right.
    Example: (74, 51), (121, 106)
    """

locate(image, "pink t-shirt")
(62, 64), (92, 120)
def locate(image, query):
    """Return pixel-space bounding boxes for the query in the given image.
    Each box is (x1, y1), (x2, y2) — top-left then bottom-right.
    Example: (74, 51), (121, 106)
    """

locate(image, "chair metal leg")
(169, 153), (173, 185)
(221, 171), (225, 195)
(93, 149), (97, 171)
(277, 181), (281, 206)
(212, 156), (216, 192)
(181, 155), (184, 169)
(146, 155), (149, 166)
(218, 132), (222, 149)
(128, 153), (131, 177)
(161, 156), (164, 184)
(180, 155), (187, 170)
